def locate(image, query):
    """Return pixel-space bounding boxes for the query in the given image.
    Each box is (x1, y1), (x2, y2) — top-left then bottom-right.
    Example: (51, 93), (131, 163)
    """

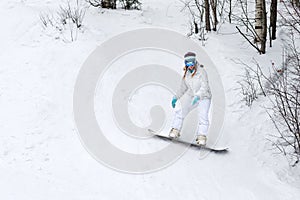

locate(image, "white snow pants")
(171, 96), (211, 136)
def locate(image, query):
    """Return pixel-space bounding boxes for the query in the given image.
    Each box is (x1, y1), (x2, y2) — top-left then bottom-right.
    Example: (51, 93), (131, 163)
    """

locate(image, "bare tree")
(233, 0), (264, 54)
(181, 0), (208, 43)
(228, 0), (232, 23)
(279, 1), (300, 35)
(210, 0), (218, 31)
(237, 50), (299, 165)
(270, 0), (277, 40)
(255, 0), (267, 53)
(205, 0), (211, 31)
(266, 45), (300, 165)
(262, 0), (300, 165)
(232, 0), (267, 54)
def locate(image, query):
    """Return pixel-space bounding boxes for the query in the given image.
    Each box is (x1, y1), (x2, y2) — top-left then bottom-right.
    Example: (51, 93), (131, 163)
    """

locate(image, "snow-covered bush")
(40, 0), (87, 42)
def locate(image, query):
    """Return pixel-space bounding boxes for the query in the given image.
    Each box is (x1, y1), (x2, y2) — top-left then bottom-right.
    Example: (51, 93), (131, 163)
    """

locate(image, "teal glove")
(192, 96), (200, 105)
(171, 96), (177, 108)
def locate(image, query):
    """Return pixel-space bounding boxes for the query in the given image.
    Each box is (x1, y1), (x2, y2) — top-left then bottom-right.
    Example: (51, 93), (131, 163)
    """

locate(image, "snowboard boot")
(196, 135), (207, 146)
(169, 128), (181, 139)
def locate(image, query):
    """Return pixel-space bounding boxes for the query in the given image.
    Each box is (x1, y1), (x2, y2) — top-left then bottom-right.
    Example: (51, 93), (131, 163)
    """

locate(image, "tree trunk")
(210, 0), (218, 31)
(229, 0), (232, 23)
(292, 0), (300, 7)
(255, 0), (263, 43)
(205, 0), (211, 31)
(255, 0), (267, 54)
(261, 0), (267, 53)
(194, 21), (199, 34)
(270, 0), (277, 40)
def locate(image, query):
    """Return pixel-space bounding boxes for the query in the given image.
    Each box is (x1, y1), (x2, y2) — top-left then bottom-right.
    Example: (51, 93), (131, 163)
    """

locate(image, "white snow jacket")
(175, 64), (212, 100)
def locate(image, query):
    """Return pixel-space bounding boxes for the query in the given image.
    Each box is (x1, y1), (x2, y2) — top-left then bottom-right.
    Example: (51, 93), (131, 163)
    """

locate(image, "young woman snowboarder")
(169, 52), (212, 146)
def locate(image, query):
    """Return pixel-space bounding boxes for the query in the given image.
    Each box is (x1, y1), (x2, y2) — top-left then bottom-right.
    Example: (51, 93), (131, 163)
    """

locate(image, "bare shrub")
(40, 0), (87, 42)
(278, 1), (300, 35)
(238, 68), (258, 107)
(237, 51), (299, 165)
(87, 0), (141, 10)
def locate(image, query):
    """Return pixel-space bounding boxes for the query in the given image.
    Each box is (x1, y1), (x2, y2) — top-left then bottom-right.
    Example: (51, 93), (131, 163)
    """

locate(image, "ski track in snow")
(0, 0), (300, 199)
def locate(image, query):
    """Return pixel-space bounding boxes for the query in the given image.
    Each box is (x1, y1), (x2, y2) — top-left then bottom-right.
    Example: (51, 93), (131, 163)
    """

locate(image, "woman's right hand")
(171, 96), (177, 108)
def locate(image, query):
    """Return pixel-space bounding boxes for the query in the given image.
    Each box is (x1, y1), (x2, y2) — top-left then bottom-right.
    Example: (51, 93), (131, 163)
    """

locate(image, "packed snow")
(0, 0), (299, 199)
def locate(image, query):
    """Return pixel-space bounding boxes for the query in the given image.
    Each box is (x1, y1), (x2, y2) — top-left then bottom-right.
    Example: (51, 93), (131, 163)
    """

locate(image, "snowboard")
(148, 129), (228, 152)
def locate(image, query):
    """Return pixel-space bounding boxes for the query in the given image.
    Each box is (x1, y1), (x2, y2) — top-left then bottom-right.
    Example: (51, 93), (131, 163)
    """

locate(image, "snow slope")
(0, 0), (300, 199)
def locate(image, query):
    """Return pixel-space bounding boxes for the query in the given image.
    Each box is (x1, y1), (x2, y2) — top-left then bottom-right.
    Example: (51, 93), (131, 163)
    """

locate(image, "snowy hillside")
(0, 0), (300, 199)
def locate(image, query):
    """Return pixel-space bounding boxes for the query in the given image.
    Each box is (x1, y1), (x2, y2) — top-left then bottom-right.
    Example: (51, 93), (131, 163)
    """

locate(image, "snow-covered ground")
(0, 0), (300, 199)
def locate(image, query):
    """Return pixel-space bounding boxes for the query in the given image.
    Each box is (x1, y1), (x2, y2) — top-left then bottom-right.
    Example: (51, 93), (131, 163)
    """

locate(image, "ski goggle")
(185, 61), (195, 67)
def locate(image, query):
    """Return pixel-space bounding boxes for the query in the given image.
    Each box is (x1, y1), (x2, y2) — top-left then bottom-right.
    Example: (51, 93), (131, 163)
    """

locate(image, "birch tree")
(255, 0), (267, 53)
